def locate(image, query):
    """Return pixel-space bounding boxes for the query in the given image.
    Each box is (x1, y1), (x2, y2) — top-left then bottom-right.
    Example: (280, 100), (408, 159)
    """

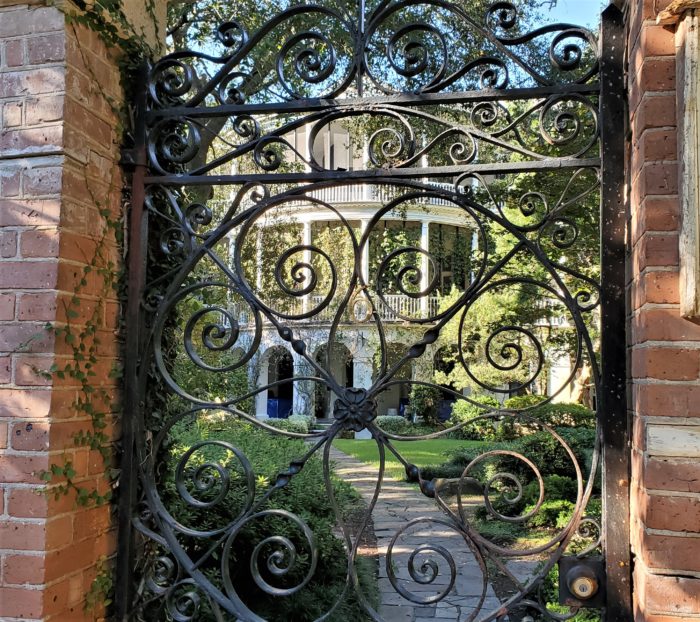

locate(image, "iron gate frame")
(117, 3), (630, 620)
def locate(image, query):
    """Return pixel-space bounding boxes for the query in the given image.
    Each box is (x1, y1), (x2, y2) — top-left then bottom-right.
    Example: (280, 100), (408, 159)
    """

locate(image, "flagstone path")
(330, 446), (505, 622)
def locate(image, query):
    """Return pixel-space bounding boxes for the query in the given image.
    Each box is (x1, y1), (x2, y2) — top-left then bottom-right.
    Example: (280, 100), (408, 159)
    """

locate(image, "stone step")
(310, 418), (335, 432)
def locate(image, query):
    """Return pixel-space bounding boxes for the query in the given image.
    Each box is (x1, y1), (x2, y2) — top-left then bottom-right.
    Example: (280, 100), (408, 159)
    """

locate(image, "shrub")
(409, 424), (442, 436)
(503, 398), (595, 430)
(523, 474), (578, 506)
(446, 442), (509, 468)
(161, 419), (375, 621)
(534, 403), (595, 428)
(442, 441), (510, 482)
(268, 414), (312, 434)
(172, 351), (253, 413)
(503, 394), (547, 410)
(496, 428), (596, 482)
(448, 395), (503, 441)
(375, 415), (411, 435)
(407, 385), (442, 426)
(524, 499), (576, 528)
(418, 463), (468, 481)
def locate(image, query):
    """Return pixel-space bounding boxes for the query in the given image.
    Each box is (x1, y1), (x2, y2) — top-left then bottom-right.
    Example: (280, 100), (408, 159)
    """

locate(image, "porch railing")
(306, 182), (459, 208)
(226, 294), (441, 326)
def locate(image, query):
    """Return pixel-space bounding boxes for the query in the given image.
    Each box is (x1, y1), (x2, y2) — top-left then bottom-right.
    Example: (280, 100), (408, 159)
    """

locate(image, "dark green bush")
(523, 474), (578, 506)
(503, 394), (547, 409)
(448, 395), (507, 441)
(407, 385), (442, 426)
(497, 428), (596, 481)
(418, 463), (468, 480)
(375, 415), (410, 435)
(406, 423), (443, 436)
(161, 418), (375, 621)
(503, 397), (595, 432)
(524, 499), (576, 528)
(446, 442), (509, 468)
(530, 403), (595, 428)
(172, 351), (253, 413)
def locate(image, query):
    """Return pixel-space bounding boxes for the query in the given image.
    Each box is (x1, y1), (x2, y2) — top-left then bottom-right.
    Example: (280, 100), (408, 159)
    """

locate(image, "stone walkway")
(330, 447), (504, 622)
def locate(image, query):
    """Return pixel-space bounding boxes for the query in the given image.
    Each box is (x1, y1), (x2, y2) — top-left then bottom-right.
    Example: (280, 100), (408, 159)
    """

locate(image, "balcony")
(304, 182), (459, 208)
(228, 293), (441, 326)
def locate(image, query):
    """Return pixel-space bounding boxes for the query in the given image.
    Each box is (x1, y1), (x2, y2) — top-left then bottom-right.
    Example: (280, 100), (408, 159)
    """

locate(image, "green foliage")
(172, 347), (253, 412)
(312, 222), (359, 301)
(503, 394), (547, 409)
(334, 439), (484, 482)
(375, 415), (411, 435)
(67, 0), (158, 58)
(369, 225), (421, 296)
(374, 415), (442, 436)
(446, 442), (510, 468)
(523, 475), (578, 506)
(538, 564), (602, 621)
(41, 203), (122, 508)
(85, 556), (114, 612)
(528, 403), (596, 428)
(409, 424), (444, 436)
(407, 385), (442, 426)
(63, 0), (160, 133)
(418, 463), (468, 480)
(163, 419), (374, 621)
(444, 441), (511, 483)
(448, 396), (516, 441)
(524, 499), (576, 528)
(267, 415), (313, 434)
(504, 397), (596, 431)
(498, 428), (596, 481)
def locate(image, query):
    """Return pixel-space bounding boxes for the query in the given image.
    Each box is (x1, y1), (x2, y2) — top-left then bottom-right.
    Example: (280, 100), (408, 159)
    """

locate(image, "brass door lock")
(558, 556), (606, 608)
(567, 566), (598, 599)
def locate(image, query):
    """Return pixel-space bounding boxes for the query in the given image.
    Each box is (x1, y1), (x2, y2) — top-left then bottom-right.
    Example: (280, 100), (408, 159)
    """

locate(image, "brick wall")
(0, 3), (123, 619)
(2, 0), (700, 620)
(628, 0), (700, 619)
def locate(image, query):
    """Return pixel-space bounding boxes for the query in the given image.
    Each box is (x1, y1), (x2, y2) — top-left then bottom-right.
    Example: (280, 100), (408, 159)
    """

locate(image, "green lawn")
(333, 438), (483, 482)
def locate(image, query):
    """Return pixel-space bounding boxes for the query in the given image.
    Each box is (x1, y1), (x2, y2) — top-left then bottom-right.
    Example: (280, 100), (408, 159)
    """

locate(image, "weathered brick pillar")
(628, 0), (700, 618)
(0, 2), (162, 619)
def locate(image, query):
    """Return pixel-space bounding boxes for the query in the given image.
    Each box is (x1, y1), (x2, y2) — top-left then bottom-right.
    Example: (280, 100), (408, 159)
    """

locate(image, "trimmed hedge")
(375, 415), (411, 434)
(267, 414), (313, 434)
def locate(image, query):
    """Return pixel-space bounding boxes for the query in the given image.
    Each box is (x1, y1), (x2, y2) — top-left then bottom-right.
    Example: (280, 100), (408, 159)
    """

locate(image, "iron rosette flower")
(332, 387), (378, 432)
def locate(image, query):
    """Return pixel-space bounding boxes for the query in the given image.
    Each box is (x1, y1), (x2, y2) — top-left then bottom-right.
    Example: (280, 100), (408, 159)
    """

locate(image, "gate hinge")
(120, 147), (147, 171)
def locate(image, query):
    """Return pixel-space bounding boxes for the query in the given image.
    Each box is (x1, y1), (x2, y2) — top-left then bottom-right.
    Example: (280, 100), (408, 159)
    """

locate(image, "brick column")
(628, 1), (700, 619)
(0, 3), (161, 619)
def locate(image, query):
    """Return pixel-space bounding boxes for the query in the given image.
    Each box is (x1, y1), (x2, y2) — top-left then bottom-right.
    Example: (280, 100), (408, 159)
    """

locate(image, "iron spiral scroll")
(122, 1), (622, 620)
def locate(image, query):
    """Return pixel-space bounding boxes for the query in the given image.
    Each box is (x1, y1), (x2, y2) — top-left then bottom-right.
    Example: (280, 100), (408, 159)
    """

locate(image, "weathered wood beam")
(678, 14), (700, 321)
(658, 0), (700, 25)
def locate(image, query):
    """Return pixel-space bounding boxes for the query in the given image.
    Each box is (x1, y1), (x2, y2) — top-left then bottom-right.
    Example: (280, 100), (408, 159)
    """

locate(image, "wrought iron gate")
(118, 2), (629, 620)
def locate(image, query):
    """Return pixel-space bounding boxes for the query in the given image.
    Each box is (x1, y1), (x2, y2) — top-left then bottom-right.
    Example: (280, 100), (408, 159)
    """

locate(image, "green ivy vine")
(36, 0), (161, 612)
(39, 201), (123, 508)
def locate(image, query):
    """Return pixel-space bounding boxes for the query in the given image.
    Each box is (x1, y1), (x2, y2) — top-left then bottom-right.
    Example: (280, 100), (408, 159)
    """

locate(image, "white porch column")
(255, 227), (263, 292)
(352, 352), (374, 439)
(255, 359), (269, 419)
(353, 358), (373, 390)
(420, 220), (430, 316)
(360, 218), (370, 284)
(302, 219), (312, 313)
(300, 127), (311, 172)
(292, 354), (311, 417)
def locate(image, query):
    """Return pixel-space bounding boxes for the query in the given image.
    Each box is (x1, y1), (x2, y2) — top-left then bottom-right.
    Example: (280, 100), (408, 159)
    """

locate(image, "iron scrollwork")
(125, 2), (613, 621)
